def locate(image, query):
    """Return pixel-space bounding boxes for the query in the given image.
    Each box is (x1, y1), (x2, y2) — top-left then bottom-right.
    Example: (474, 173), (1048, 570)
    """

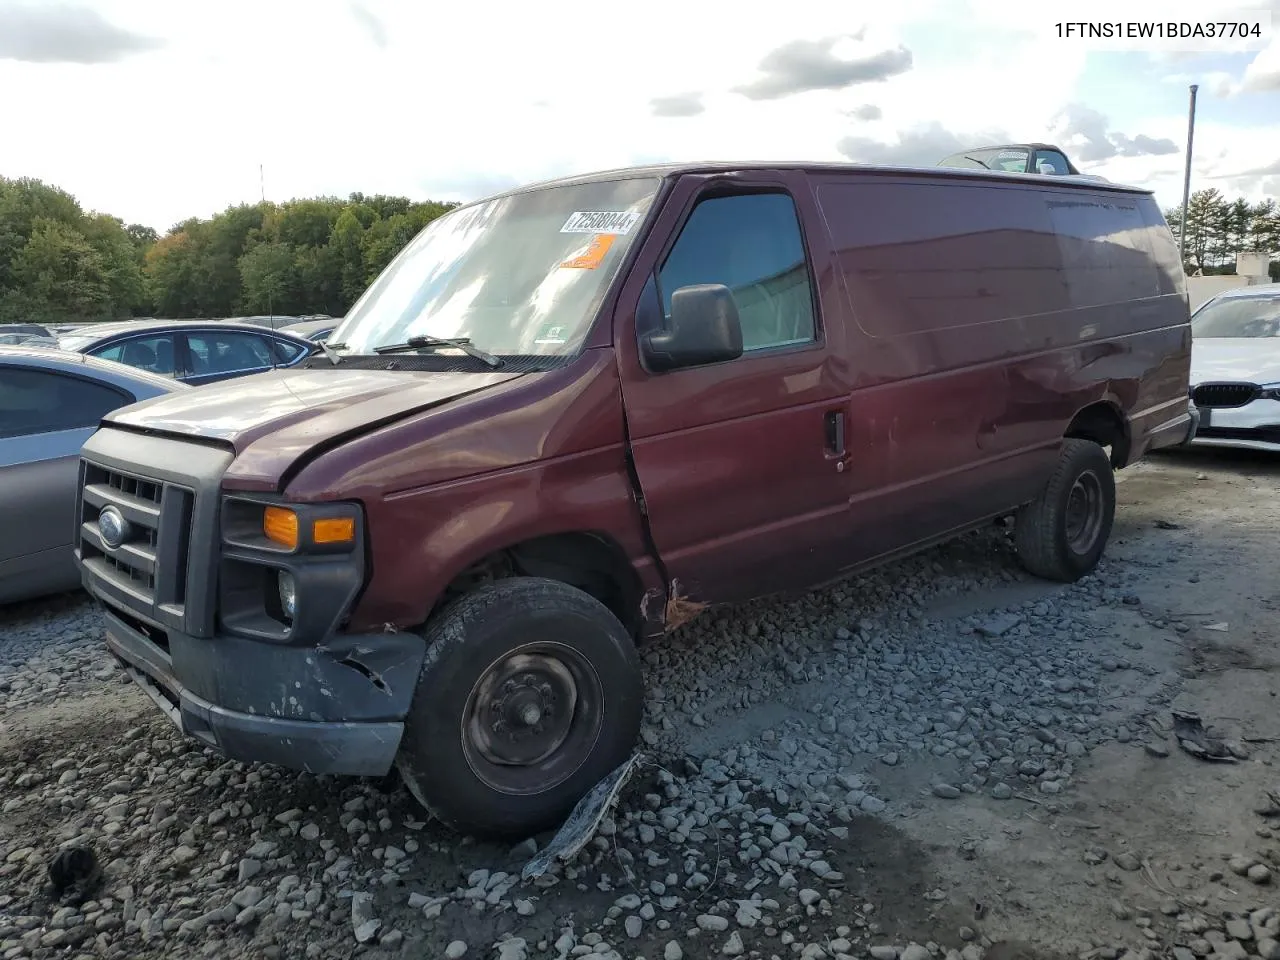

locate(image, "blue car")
(56, 319), (316, 386)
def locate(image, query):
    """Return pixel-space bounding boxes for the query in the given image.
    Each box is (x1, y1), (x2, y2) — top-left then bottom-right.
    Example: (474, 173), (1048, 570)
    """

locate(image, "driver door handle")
(824, 409), (848, 470)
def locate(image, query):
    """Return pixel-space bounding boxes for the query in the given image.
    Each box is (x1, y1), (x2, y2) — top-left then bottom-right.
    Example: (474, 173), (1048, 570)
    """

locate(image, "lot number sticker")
(560, 211), (641, 234)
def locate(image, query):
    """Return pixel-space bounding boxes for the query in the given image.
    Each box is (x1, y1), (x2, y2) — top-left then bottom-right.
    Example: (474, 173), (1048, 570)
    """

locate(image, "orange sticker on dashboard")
(559, 233), (615, 269)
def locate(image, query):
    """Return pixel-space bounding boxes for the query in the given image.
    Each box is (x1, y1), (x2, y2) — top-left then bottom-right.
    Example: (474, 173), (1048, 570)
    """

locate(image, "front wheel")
(395, 577), (643, 838)
(1014, 438), (1116, 582)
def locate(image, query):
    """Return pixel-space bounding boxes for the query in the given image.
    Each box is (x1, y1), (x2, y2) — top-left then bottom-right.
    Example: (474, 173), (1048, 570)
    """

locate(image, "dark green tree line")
(0, 175), (457, 324)
(142, 193), (457, 318)
(0, 177), (153, 323)
(1165, 189), (1280, 276)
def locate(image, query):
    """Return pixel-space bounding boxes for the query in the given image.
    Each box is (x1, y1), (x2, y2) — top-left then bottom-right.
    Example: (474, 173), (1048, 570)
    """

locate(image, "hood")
(1190, 338), (1280, 386)
(106, 366), (524, 464)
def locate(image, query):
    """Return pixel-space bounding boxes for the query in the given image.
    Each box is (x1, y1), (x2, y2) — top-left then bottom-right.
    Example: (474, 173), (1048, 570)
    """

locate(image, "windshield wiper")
(962, 155), (993, 169)
(373, 334), (504, 368)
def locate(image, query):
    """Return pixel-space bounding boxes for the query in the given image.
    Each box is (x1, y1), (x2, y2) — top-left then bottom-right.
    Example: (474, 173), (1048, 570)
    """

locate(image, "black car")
(56, 319), (315, 386)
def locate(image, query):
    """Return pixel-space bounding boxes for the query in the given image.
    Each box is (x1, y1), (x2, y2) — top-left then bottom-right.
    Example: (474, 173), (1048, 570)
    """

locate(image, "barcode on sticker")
(560, 211), (641, 235)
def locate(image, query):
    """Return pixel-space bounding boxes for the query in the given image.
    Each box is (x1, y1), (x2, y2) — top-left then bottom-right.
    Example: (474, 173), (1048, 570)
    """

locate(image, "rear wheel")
(1014, 438), (1115, 582)
(395, 577), (643, 838)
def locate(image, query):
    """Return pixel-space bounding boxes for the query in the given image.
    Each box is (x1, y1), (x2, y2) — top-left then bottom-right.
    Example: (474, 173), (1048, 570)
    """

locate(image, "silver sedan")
(1188, 286), (1280, 453)
(0, 344), (187, 604)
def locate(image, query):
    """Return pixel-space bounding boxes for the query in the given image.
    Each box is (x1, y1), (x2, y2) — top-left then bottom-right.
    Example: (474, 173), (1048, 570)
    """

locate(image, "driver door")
(614, 172), (857, 606)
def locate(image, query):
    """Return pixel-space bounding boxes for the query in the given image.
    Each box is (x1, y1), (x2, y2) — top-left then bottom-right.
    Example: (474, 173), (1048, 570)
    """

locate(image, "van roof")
(474, 160), (1150, 206)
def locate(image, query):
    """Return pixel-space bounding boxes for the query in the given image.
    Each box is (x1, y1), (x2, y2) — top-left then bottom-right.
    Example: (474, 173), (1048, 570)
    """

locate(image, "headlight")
(1259, 383), (1280, 401)
(278, 571), (297, 621)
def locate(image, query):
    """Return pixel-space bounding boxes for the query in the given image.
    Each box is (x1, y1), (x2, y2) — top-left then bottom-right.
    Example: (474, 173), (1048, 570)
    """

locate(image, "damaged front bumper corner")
(101, 604), (426, 777)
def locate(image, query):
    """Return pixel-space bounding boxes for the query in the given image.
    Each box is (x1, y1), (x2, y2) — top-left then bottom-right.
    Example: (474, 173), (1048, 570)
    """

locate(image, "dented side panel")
(288, 349), (667, 634)
(611, 170), (862, 607)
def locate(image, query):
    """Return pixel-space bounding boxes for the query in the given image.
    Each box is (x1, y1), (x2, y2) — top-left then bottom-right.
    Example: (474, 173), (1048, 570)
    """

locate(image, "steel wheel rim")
(1064, 469), (1104, 554)
(461, 642), (604, 796)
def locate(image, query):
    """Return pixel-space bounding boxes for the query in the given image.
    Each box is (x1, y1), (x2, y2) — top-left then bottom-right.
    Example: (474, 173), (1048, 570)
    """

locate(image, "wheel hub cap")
(470, 656), (578, 767)
(1064, 470), (1104, 554)
(459, 640), (607, 797)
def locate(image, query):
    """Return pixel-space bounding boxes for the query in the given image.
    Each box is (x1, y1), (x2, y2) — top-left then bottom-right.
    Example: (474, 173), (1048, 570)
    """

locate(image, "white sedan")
(1188, 286), (1280, 452)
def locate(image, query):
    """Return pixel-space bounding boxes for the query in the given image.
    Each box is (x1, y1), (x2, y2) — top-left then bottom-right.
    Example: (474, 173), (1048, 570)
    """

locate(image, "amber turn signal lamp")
(312, 517), (355, 544)
(263, 506), (299, 549)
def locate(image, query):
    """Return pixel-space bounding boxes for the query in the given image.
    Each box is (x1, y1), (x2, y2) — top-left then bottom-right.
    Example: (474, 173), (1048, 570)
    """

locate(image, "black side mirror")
(640, 283), (744, 373)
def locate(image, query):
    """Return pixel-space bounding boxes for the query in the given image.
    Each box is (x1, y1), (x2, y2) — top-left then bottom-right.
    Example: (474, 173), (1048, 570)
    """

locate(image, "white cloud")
(0, 0), (1272, 229)
(0, 1), (162, 63)
(1077, 119), (1280, 210)
(1241, 38), (1280, 90)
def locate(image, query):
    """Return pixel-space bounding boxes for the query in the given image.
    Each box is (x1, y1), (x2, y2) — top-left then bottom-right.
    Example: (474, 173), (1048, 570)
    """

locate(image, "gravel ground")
(2, 447), (1279, 960)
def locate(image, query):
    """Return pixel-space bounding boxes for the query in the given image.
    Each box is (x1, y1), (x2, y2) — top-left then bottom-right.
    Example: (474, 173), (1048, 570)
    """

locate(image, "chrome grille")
(79, 463), (195, 611)
(1192, 382), (1259, 409)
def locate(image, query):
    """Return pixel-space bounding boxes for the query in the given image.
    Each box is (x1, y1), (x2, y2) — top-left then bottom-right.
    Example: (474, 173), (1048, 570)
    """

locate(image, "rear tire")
(395, 577), (643, 838)
(1014, 438), (1115, 582)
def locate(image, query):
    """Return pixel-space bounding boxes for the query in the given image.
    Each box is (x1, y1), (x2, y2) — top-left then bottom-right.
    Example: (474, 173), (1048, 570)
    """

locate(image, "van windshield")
(333, 177), (661, 361)
(1191, 296), (1280, 338)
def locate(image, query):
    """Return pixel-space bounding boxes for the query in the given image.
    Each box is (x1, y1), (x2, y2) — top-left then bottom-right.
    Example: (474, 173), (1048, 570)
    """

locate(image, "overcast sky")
(1, 0), (1278, 232)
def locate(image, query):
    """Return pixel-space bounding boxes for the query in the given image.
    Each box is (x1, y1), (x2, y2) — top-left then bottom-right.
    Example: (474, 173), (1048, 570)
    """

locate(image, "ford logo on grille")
(98, 506), (131, 550)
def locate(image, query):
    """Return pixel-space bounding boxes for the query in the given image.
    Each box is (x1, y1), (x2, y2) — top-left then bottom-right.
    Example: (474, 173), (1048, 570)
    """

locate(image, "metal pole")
(1178, 84), (1199, 272)
(260, 163), (272, 322)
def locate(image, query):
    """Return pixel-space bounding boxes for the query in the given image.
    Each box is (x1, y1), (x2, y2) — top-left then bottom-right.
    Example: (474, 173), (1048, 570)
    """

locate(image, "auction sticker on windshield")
(559, 234), (616, 269)
(560, 211), (641, 234)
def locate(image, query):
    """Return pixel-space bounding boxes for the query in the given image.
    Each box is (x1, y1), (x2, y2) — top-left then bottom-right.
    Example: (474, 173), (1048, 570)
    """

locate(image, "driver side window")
(657, 192), (817, 352)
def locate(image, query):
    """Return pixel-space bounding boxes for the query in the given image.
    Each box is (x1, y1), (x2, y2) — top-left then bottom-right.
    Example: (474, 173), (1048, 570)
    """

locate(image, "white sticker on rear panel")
(560, 211), (641, 235)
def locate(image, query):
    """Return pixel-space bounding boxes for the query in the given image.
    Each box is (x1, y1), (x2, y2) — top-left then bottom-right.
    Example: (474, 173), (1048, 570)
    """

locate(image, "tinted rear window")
(0, 368), (129, 438)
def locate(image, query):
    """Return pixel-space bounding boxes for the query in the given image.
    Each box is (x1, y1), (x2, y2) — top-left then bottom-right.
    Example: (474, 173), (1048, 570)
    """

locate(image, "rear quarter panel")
(811, 173), (1189, 505)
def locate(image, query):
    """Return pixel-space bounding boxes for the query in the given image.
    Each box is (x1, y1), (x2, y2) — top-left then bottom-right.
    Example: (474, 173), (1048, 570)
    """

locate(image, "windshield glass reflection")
(1192, 296), (1280, 338)
(334, 177), (661, 359)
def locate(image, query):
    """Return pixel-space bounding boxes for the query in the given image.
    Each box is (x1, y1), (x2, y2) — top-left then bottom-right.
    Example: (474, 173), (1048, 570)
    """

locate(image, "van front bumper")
(100, 602), (426, 777)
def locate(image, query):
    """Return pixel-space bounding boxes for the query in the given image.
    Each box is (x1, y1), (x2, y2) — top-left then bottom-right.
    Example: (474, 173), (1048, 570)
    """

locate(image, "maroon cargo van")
(75, 161), (1193, 837)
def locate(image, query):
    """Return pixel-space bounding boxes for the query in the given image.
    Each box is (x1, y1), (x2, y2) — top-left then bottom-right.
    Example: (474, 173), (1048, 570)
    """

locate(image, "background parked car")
(1, 322), (53, 336)
(938, 142), (1087, 176)
(0, 333), (55, 346)
(1185, 285), (1280, 452)
(0, 344), (187, 604)
(0, 322), (54, 346)
(222, 314), (338, 331)
(55, 319), (315, 385)
(280, 317), (339, 342)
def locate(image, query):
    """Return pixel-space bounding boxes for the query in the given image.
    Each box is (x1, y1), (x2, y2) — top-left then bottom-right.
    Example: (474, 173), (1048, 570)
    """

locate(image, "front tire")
(395, 577), (643, 838)
(1014, 438), (1116, 582)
